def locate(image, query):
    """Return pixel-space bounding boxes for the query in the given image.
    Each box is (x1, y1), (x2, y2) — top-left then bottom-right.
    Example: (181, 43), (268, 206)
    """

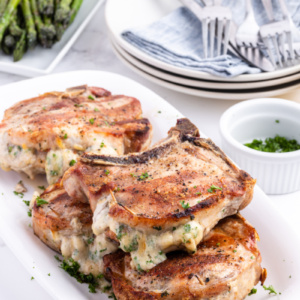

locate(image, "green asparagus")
(13, 29), (26, 61)
(0, 0), (9, 17)
(0, 0), (22, 44)
(30, 0), (51, 47)
(55, 0), (72, 24)
(3, 34), (16, 54)
(9, 10), (23, 37)
(21, 0), (37, 48)
(69, 0), (83, 24)
(43, 15), (56, 40)
(38, 0), (54, 15)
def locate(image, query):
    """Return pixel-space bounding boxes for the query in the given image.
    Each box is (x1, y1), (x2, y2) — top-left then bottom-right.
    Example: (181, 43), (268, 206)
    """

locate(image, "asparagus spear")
(13, 30), (26, 61)
(9, 10), (23, 37)
(55, 0), (72, 24)
(38, 0), (54, 15)
(3, 34), (16, 54)
(69, 0), (83, 24)
(0, 0), (9, 17)
(55, 0), (83, 41)
(43, 15), (56, 40)
(21, 0), (37, 48)
(30, 0), (52, 47)
(0, 0), (22, 44)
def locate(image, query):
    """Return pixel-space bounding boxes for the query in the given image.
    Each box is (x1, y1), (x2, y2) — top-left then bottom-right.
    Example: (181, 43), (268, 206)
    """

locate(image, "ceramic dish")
(220, 98), (300, 194)
(112, 35), (300, 91)
(0, 0), (104, 77)
(111, 40), (300, 100)
(106, 0), (300, 83)
(0, 71), (299, 300)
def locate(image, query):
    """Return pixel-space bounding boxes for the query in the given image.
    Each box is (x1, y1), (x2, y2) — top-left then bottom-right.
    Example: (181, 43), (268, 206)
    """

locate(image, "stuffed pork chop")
(62, 118), (256, 270)
(104, 214), (265, 300)
(0, 85), (152, 184)
(32, 181), (118, 276)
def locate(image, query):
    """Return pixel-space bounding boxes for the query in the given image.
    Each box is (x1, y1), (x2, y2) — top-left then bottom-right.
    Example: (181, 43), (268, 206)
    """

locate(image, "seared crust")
(104, 215), (263, 300)
(0, 85), (152, 179)
(32, 182), (93, 252)
(63, 118), (255, 229)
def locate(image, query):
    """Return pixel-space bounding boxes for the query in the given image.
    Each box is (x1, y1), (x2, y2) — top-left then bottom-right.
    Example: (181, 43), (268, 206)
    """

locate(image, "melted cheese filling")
(93, 195), (204, 271)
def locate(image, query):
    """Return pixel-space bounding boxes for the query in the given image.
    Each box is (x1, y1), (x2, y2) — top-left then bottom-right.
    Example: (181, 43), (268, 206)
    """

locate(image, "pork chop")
(32, 181), (118, 276)
(103, 214), (265, 300)
(0, 85), (152, 183)
(62, 118), (256, 270)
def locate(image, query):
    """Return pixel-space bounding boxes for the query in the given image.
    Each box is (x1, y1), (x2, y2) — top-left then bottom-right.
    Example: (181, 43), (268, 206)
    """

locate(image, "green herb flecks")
(123, 236), (138, 252)
(88, 95), (95, 100)
(36, 196), (48, 207)
(180, 200), (190, 209)
(116, 225), (126, 240)
(38, 185), (45, 190)
(263, 285), (277, 295)
(23, 200), (30, 206)
(248, 288), (257, 295)
(89, 118), (95, 125)
(59, 258), (99, 293)
(14, 191), (24, 198)
(69, 159), (76, 166)
(244, 135), (300, 153)
(153, 226), (162, 231)
(207, 185), (222, 193)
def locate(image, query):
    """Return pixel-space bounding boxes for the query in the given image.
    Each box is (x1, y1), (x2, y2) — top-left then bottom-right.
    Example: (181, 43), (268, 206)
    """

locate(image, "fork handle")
(277, 0), (290, 20)
(261, 0), (274, 21)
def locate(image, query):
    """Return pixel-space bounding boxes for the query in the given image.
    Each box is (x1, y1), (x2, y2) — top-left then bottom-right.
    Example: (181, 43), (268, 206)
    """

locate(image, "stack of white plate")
(106, 0), (300, 100)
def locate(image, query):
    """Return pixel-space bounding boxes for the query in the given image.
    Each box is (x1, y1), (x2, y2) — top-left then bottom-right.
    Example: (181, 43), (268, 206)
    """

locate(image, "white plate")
(112, 36), (300, 91)
(112, 40), (300, 100)
(0, 70), (299, 300)
(0, 0), (104, 77)
(106, 0), (300, 83)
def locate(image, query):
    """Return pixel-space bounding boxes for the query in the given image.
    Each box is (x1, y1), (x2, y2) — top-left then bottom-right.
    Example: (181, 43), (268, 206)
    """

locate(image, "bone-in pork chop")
(62, 119), (256, 270)
(0, 85), (152, 183)
(104, 214), (265, 300)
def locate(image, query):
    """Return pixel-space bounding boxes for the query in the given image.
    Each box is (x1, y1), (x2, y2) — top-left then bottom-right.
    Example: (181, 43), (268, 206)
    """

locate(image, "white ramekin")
(220, 98), (300, 194)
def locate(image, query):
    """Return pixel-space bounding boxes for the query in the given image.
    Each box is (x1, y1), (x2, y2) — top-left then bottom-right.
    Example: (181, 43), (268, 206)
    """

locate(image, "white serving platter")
(0, 70), (299, 300)
(111, 40), (300, 100)
(0, 0), (104, 77)
(106, 0), (300, 83)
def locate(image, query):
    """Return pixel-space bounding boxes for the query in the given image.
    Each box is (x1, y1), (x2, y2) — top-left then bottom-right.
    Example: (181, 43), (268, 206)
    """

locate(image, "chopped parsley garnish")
(216, 242), (220, 246)
(244, 135), (300, 153)
(104, 120), (109, 126)
(23, 200), (30, 206)
(99, 248), (107, 253)
(36, 196), (49, 207)
(158, 111), (161, 114)
(50, 170), (58, 176)
(14, 191), (24, 198)
(27, 210), (32, 217)
(196, 192), (202, 195)
(233, 249), (237, 253)
(263, 285), (277, 295)
(74, 103), (83, 108)
(130, 173), (137, 177)
(184, 224), (191, 233)
(88, 95), (95, 100)
(180, 200), (190, 209)
(138, 172), (149, 180)
(104, 169), (110, 175)
(38, 185), (45, 190)
(136, 264), (143, 272)
(89, 118), (95, 125)
(63, 133), (68, 139)
(116, 225), (126, 240)
(8, 146), (13, 153)
(153, 226), (162, 231)
(87, 237), (94, 245)
(275, 120), (280, 123)
(123, 236), (138, 252)
(42, 106), (46, 110)
(54, 255), (62, 262)
(100, 142), (105, 148)
(59, 258), (99, 293)
(207, 185), (222, 193)
(248, 288), (257, 295)
(69, 159), (76, 166)
(94, 108), (99, 112)
(31, 276), (34, 280)
(48, 273), (50, 276)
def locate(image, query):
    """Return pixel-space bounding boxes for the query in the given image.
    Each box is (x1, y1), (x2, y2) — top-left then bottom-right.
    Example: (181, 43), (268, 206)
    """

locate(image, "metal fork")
(260, 0), (294, 67)
(180, 0), (232, 58)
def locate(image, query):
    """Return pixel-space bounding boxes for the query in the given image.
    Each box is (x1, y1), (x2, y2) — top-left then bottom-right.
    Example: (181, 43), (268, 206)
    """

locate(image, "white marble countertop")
(1, 3), (300, 300)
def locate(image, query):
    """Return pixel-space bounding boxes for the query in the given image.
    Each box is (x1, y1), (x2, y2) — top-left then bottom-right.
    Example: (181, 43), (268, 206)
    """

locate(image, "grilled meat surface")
(32, 181), (118, 276)
(104, 214), (264, 300)
(62, 119), (256, 270)
(0, 85), (152, 183)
